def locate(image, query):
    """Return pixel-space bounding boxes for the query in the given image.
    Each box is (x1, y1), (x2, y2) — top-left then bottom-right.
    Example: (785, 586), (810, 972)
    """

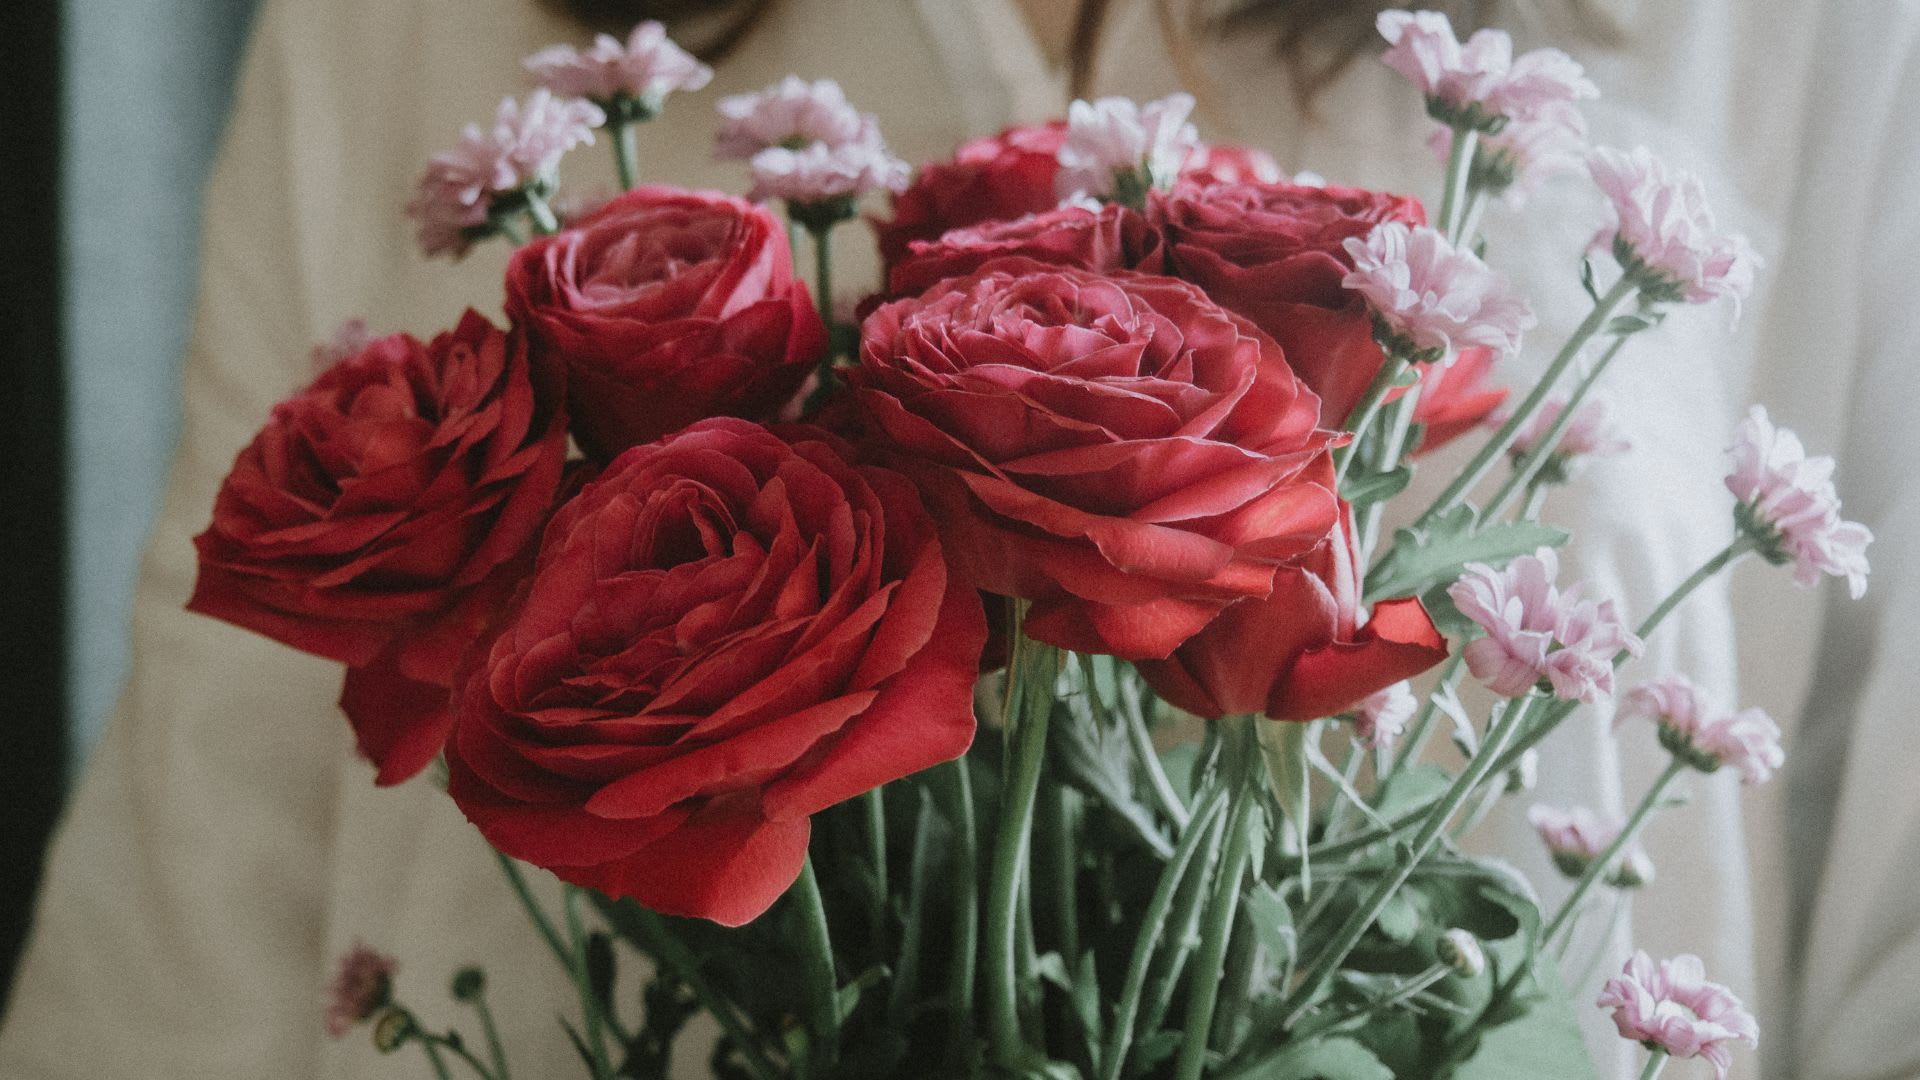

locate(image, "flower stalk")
(1542, 757), (1687, 946)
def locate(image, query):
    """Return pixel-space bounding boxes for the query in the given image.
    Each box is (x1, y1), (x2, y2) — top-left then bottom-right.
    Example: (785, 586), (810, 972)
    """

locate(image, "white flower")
(1352, 681), (1417, 749)
(1055, 93), (1200, 202)
(1589, 146), (1759, 318)
(1341, 222), (1535, 357)
(1428, 101), (1588, 206)
(1377, 9), (1596, 126)
(714, 76), (867, 159)
(1625, 674), (1785, 785)
(1725, 405), (1871, 597)
(525, 21), (712, 110)
(745, 128), (909, 204)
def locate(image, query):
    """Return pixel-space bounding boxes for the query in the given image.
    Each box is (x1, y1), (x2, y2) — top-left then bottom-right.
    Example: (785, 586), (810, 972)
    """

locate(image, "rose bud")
(1153, 180), (1506, 452)
(853, 257), (1340, 660)
(886, 201), (1163, 300)
(189, 312), (570, 783)
(446, 419), (985, 926)
(1136, 499), (1447, 720)
(505, 185), (826, 460)
(872, 121), (1070, 273)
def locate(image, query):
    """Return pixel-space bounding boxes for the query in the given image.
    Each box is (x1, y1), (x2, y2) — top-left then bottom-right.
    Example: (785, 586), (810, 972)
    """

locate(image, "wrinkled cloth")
(4, 2), (1917, 1079)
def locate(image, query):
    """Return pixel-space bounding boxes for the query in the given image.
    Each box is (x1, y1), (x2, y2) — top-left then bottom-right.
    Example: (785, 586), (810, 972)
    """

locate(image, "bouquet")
(192, 11), (1871, 1079)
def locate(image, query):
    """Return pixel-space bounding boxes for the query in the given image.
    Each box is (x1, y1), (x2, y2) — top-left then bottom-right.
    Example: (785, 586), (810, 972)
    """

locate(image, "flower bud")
(450, 966), (487, 1002)
(1439, 928), (1486, 978)
(371, 1008), (416, 1053)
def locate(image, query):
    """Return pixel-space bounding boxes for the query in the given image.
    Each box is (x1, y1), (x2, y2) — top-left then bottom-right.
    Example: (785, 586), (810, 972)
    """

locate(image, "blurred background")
(0, 0), (261, 1006)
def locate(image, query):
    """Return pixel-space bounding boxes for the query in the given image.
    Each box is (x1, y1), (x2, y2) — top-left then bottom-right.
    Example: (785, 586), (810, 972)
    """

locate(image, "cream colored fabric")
(5, 1), (1917, 1078)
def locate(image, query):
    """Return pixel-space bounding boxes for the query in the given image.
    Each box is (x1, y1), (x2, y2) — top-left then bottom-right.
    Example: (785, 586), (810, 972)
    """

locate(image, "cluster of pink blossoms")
(408, 90), (605, 257)
(1447, 548), (1644, 702)
(1590, 146), (1760, 317)
(1351, 681), (1417, 749)
(1725, 405), (1873, 598)
(714, 76), (907, 207)
(1054, 93), (1201, 203)
(1528, 804), (1655, 886)
(1341, 221), (1535, 358)
(524, 20), (712, 113)
(1625, 674), (1785, 785)
(1599, 952), (1759, 1080)
(1377, 9), (1597, 129)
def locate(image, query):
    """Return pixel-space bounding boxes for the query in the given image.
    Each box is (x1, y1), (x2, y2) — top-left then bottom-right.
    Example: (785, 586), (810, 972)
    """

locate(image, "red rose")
(1410, 345), (1508, 454)
(188, 312), (570, 782)
(1137, 484), (1448, 720)
(445, 419), (985, 926)
(1180, 145), (1284, 187)
(1153, 180), (1426, 425)
(873, 122), (1068, 272)
(505, 185), (826, 459)
(886, 203), (1161, 298)
(853, 258), (1340, 660)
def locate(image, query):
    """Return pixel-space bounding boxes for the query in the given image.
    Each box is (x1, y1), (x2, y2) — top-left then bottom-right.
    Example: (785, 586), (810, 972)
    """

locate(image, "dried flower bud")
(371, 1007), (415, 1053)
(1439, 928), (1486, 977)
(450, 967), (487, 1002)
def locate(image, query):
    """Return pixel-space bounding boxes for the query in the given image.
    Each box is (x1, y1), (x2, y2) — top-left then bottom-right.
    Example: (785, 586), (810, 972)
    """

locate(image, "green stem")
(611, 120), (639, 191)
(889, 793), (941, 1027)
(1099, 790), (1230, 1080)
(1173, 720), (1262, 1080)
(493, 216), (528, 247)
(524, 191), (561, 236)
(943, 759), (980, 1056)
(1519, 478), (1551, 521)
(1437, 127), (1480, 242)
(791, 857), (841, 1067)
(1137, 803), (1232, 1043)
(622, 909), (781, 1080)
(1320, 741), (1367, 840)
(986, 629), (1055, 1064)
(1639, 1049), (1671, 1080)
(1334, 354), (1410, 487)
(1456, 190), (1491, 247)
(473, 996), (512, 1080)
(563, 887), (612, 1080)
(1095, 653), (1191, 830)
(864, 786), (889, 959)
(420, 1039), (456, 1080)
(1040, 781), (1081, 965)
(1482, 331), (1633, 520)
(1281, 697), (1533, 1027)
(1543, 758), (1686, 946)
(494, 853), (570, 970)
(1389, 656), (1463, 775)
(1417, 275), (1639, 525)
(422, 1033), (498, 1080)
(811, 223), (836, 347)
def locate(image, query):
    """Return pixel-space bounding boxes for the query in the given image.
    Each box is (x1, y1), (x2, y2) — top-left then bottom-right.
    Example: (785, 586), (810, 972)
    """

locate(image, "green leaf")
(1372, 764), (1452, 821)
(1049, 699), (1174, 859)
(1444, 963), (1600, 1080)
(1234, 1035), (1395, 1080)
(1375, 893), (1421, 944)
(1341, 466), (1414, 506)
(1245, 883), (1299, 976)
(1365, 505), (1568, 603)
(1605, 314), (1658, 335)
(1578, 258), (1599, 302)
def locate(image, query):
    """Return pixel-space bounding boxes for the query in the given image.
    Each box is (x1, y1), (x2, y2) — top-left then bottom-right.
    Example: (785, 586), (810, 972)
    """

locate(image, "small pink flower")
(1528, 804), (1655, 886)
(1589, 146), (1759, 317)
(1598, 951), (1758, 1080)
(1377, 10), (1595, 126)
(1508, 396), (1630, 461)
(1341, 222), (1535, 357)
(1352, 681), (1417, 749)
(407, 90), (605, 257)
(1447, 548), (1643, 702)
(525, 21), (712, 109)
(324, 943), (396, 1038)
(714, 76), (867, 159)
(1055, 93), (1200, 202)
(1428, 101), (1587, 206)
(745, 127), (908, 204)
(309, 319), (371, 376)
(1725, 405), (1872, 598)
(1625, 674), (1785, 785)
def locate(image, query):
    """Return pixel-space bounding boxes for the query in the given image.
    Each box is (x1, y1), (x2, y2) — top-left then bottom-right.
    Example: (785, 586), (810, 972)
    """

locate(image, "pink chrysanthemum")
(1598, 952), (1758, 1080)
(1528, 804), (1654, 886)
(1352, 681), (1417, 749)
(324, 943), (397, 1038)
(745, 128), (909, 204)
(1625, 674), (1785, 785)
(1055, 93), (1200, 202)
(1725, 405), (1872, 598)
(1377, 10), (1596, 127)
(1447, 548), (1643, 702)
(1508, 395), (1630, 463)
(1342, 222), (1535, 357)
(1428, 101), (1588, 206)
(525, 21), (712, 109)
(407, 90), (604, 257)
(1589, 146), (1759, 318)
(714, 76), (867, 159)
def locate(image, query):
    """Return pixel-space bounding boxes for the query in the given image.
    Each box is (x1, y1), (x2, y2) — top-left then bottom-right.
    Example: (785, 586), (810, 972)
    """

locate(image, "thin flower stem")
(420, 1038), (457, 1080)
(811, 223), (836, 349)
(621, 908), (782, 1080)
(1543, 758), (1687, 946)
(422, 1032), (498, 1080)
(1417, 275), (1639, 525)
(472, 995), (513, 1080)
(611, 121), (640, 191)
(1281, 696), (1534, 1028)
(1482, 331), (1633, 520)
(1437, 127), (1480, 242)
(1456, 190), (1491, 248)
(493, 216), (528, 247)
(1334, 355), (1410, 487)
(1639, 1049), (1671, 1080)
(1173, 719), (1262, 1080)
(1519, 479), (1551, 522)
(524, 191), (561, 235)
(1098, 789), (1230, 1080)
(864, 786), (888, 958)
(985, 626), (1056, 1064)
(1390, 655), (1464, 775)
(791, 856), (841, 1067)
(1137, 795), (1234, 1039)
(1092, 653), (1190, 830)
(1320, 742), (1367, 840)
(943, 759), (980, 1056)
(493, 853), (570, 970)
(563, 887), (613, 1080)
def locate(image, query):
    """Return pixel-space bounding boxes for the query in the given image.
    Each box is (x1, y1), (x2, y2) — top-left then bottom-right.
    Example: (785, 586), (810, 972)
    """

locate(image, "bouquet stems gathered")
(216, 10), (1875, 1080)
